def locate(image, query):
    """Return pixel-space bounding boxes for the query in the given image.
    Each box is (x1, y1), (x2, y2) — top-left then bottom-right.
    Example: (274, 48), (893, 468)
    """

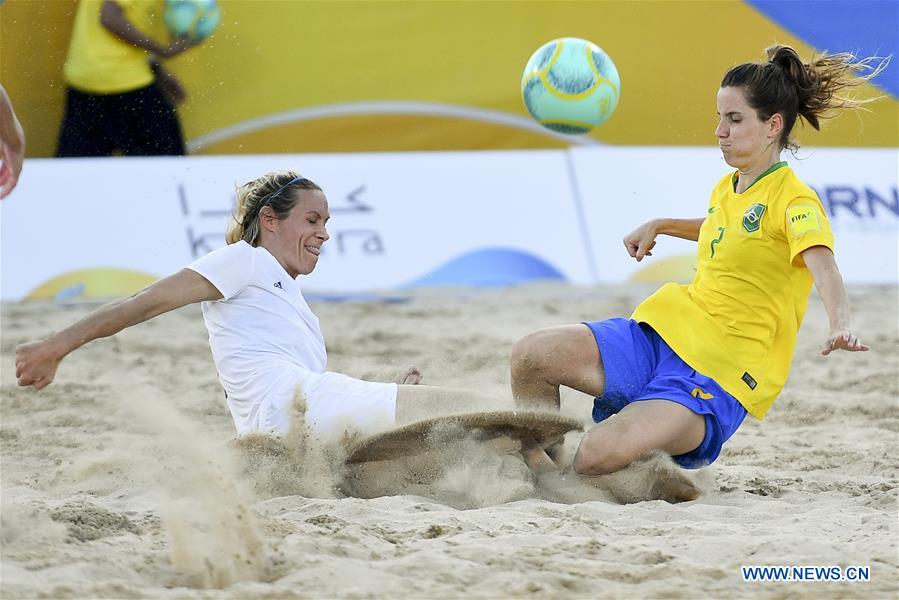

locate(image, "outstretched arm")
(801, 245), (869, 356)
(0, 83), (25, 200)
(623, 217), (705, 261)
(15, 269), (222, 389)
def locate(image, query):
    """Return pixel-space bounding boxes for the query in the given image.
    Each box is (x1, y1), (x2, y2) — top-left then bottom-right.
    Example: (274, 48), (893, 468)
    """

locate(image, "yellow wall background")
(2, 0), (896, 157)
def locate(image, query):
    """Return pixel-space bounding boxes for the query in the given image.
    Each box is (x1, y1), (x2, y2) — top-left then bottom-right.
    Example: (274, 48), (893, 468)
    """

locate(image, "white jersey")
(188, 241), (326, 434)
(187, 241), (396, 438)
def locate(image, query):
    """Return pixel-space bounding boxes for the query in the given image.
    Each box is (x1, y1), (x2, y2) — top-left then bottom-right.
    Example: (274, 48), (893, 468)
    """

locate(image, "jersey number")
(709, 227), (725, 258)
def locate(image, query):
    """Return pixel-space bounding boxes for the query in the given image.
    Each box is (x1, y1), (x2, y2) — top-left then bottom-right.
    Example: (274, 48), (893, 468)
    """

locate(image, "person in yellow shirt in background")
(512, 45), (887, 477)
(56, 0), (202, 157)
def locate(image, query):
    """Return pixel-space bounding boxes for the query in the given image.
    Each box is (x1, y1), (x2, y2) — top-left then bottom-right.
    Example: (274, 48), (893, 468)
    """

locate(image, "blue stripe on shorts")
(582, 318), (747, 469)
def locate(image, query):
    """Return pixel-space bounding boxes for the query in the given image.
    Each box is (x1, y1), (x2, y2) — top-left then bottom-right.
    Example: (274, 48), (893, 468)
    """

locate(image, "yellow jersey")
(632, 162), (834, 419)
(63, 0), (162, 94)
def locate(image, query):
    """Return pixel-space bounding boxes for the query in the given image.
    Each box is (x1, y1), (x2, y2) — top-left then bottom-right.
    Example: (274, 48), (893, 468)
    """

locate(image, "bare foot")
(649, 472), (702, 502)
(393, 365), (422, 385)
(580, 452), (702, 504)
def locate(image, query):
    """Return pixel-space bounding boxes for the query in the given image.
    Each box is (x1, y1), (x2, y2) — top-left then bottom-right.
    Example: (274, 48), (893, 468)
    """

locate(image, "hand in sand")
(821, 330), (869, 356)
(15, 340), (65, 389)
(393, 365), (422, 385)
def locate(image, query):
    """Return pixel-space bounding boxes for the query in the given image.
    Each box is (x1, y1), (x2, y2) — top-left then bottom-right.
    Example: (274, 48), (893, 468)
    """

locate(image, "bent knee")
(511, 327), (585, 377)
(511, 330), (552, 376)
(573, 433), (635, 475)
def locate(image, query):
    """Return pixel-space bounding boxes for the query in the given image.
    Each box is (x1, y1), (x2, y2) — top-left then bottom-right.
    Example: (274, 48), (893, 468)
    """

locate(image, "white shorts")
(257, 370), (397, 439)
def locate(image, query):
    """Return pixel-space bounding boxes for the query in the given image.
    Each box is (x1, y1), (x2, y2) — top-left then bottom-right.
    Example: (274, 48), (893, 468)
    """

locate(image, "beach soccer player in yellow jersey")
(512, 45), (887, 476)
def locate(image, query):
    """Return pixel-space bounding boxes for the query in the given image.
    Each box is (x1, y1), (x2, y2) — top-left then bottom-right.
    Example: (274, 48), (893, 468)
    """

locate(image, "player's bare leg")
(510, 324), (605, 409)
(521, 438), (560, 472)
(510, 324), (605, 468)
(573, 399), (705, 475)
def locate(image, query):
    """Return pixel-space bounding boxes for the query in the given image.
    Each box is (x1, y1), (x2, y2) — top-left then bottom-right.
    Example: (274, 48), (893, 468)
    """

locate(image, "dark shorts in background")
(57, 84), (185, 157)
(583, 318), (747, 468)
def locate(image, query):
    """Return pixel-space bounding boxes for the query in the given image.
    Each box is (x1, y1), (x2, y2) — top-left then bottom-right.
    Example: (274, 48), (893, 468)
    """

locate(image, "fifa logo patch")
(786, 205), (821, 237)
(742, 203), (766, 233)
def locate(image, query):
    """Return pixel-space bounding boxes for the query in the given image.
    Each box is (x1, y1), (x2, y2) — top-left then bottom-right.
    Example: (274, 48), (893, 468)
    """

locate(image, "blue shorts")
(583, 318), (747, 469)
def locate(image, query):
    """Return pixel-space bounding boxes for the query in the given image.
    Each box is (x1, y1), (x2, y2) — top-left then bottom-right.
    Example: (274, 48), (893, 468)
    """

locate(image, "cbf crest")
(742, 203), (766, 233)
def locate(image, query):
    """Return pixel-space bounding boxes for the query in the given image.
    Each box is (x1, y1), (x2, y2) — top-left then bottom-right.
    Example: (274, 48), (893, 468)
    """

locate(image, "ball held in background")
(521, 37), (621, 134)
(164, 0), (221, 42)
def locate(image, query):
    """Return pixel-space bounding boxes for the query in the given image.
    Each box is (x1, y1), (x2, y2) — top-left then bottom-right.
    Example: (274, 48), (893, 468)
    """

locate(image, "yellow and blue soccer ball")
(521, 37), (621, 134)
(164, 0), (221, 42)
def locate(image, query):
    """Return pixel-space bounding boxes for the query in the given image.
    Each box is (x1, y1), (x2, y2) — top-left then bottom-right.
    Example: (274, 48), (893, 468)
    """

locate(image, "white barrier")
(572, 147), (899, 284)
(789, 148), (899, 284)
(1, 148), (896, 301)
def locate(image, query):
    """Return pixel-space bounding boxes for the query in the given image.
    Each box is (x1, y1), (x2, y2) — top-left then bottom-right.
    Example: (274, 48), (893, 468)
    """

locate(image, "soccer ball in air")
(164, 0), (221, 42)
(521, 37), (621, 134)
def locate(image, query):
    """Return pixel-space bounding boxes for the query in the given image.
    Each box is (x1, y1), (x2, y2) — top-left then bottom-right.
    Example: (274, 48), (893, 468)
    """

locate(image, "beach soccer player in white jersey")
(15, 171), (464, 437)
(512, 45), (886, 477)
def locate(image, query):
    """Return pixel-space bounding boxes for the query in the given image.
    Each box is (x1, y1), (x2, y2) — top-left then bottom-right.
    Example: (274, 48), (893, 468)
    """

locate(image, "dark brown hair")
(721, 45), (890, 151)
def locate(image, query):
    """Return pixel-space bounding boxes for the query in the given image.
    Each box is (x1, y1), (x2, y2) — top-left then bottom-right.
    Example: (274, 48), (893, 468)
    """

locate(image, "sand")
(1, 283), (897, 598)
(344, 410), (584, 463)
